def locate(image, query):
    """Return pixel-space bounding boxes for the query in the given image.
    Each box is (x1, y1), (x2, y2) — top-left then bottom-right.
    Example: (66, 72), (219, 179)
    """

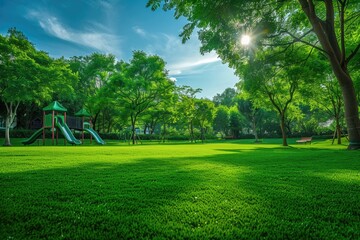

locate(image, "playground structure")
(74, 108), (105, 145)
(22, 101), (105, 145)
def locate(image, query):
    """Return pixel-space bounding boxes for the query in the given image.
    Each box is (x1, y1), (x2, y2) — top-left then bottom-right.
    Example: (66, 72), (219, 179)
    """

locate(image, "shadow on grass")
(1, 147), (359, 239)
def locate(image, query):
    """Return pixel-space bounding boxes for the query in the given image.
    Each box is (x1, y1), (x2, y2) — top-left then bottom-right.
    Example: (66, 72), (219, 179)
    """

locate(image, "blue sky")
(0, 0), (239, 98)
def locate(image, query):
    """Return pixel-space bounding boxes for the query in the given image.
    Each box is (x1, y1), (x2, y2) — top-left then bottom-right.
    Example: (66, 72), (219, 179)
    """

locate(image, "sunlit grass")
(0, 139), (359, 239)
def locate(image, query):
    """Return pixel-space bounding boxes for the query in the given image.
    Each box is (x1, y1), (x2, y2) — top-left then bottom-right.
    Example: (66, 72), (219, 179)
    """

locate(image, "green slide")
(55, 116), (82, 145)
(22, 128), (44, 145)
(84, 127), (105, 145)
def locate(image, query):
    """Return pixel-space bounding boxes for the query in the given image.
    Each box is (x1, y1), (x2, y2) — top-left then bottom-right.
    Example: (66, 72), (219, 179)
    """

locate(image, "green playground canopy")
(42, 101), (67, 112)
(75, 108), (92, 117)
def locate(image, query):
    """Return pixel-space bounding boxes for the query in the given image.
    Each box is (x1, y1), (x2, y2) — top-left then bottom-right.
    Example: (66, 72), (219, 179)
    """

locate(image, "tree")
(298, 0), (360, 149)
(176, 86), (202, 142)
(147, 0), (360, 149)
(67, 53), (116, 131)
(0, 28), (76, 146)
(213, 105), (230, 138)
(238, 48), (307, 146)
(194, 98), (215, 142)
(309, 74), (345, 144)
(236, 98), (262, 142)
(142, 107), (161, 135)
(107, 51), (174, 144)
(212, 88), (236, 107)
(229, 106), (243, 138)
(142, 91), (177, 142)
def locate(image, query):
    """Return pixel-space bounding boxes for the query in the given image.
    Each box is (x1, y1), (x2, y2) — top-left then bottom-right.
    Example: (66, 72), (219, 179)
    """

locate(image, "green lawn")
(1, 139), (359, 239)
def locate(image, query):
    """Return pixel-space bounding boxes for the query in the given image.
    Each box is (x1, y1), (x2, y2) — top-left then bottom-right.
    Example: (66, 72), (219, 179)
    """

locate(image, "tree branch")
(339, 0), (346, 66)
(283, 30), (326, 53)
(346, 43), (360, 64)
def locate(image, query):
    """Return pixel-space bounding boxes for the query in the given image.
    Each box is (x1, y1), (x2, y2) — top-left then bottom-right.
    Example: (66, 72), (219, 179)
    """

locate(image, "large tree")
(107, 51), (174, 144)
(67, 53), (116, 131)
(238, 47), (309, 146)
(147, 0), (360, 149)
(176, 86), (202, 142)
(0, 29), (76, 146)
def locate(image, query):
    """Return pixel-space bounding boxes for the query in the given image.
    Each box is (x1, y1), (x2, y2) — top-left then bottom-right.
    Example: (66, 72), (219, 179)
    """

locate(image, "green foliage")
(175, 86), (202, 142)
(213, 105), (230, 137)
(66, 53), (116, 120)
(194, 98), (215, 142)
(107, 51), (175, 144)
(229, 106), (244, 138)
(0, 28), (77, 145)
(147, 0), (360, 148)
(212, 88), (236, 107)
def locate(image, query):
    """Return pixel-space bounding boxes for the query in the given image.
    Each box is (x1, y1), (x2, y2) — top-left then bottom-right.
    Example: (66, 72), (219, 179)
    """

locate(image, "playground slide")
(22, 128), (44, 145)
(55, 117), (82, 145)
(84, 127), (105, 145)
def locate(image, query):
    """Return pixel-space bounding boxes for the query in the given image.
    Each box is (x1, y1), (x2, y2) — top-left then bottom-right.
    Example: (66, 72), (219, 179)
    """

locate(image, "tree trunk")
(107, 119), (112, 133)
(190, 121), (194, 143)
(4, 116), (12, 146)
(336, 125), (342, 145)
(93, 112), (99, 132)
(251, 115), (259, 142)
(200, 125), (205, 143)
(130, 115), (138, 145)
(3, 101), (20, 146)
(298, 0), (360, 149)
(280, 113), (288, 146)
(340, 80), (360, 149)
(143, 124), (147, 134)
(162, 123), (167, 143)
(335, 115), (342, 145)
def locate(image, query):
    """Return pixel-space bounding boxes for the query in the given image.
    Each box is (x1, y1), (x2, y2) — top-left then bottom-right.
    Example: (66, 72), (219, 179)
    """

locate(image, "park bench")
(296, 137), (312, 144)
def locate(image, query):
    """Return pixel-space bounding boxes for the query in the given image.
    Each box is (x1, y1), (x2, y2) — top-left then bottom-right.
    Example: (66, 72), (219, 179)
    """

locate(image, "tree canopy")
(0, 28), (77, 145)
(106, 51), (175, 144)
(147, 0), (360, 149)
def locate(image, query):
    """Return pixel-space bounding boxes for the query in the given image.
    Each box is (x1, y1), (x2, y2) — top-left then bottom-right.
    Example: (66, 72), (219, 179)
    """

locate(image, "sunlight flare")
(240, 35), (251, 45)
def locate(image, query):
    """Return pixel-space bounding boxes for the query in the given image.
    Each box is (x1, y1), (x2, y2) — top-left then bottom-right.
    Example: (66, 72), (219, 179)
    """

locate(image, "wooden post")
(43, 111), (45, 145)
(90, 119), (93, 144)
(82, 116), (85, 143)
(52, 110), (55, 145)
(56, 113), (58, 145)
(64, 112), (67, 145)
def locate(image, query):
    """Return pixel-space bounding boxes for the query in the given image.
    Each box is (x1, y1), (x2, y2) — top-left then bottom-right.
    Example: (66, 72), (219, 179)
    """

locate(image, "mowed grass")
(1, 139), (359, 239)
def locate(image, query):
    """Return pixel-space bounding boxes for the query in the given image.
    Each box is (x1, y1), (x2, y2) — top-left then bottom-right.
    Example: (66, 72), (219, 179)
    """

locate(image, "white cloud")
(99, 0), (112, 9)
(169, 69), (182, 75)
(146, 33), (221, 77)
(38, 17), (71, 40)
(28, 11), (122, 56)
(133, 26), (147, 37)
(167, 54), (220, 74)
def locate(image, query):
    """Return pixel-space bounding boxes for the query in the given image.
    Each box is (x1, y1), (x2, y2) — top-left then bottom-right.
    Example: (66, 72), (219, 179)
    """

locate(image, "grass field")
(1, 138), (359, 239)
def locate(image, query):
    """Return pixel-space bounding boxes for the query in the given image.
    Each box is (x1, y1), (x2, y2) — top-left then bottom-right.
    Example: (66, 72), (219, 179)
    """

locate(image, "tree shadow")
(1, 147), (359, 239)
(206, 147), (360, 238)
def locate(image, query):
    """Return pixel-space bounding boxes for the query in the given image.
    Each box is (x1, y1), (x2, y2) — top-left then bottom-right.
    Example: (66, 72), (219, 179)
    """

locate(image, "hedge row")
(1, 129), (336, 141)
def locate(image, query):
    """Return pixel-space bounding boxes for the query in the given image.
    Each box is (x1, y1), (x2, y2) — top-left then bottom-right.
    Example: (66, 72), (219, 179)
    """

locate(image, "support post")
(43, 111), (45, 145)
(52, 110), (55, 145)
(82, 116), (84, 143)
(64, 112), (67, 145)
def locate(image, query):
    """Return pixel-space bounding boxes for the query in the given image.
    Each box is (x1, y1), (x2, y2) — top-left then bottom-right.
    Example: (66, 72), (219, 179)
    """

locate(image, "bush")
(0, 129), (42, 138)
